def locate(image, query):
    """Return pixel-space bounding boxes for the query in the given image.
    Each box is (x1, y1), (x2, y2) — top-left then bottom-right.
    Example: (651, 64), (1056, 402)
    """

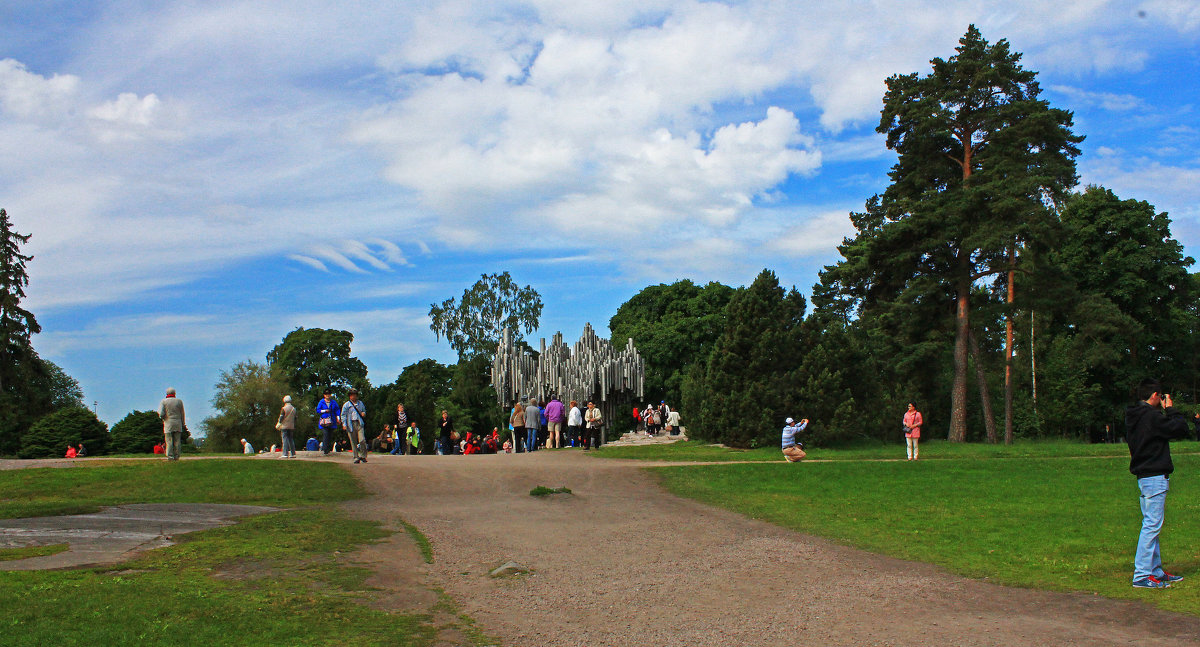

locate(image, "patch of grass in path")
(0, 461), (476, 646)
(653, 454), (1200, 616)
(0, 459), (364, 519)
(0, 543), (68, 561)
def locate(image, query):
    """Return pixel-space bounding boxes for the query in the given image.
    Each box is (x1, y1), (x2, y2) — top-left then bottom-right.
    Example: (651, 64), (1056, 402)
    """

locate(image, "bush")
(109, 410), (165, 454)
(19, 407), (109, 458)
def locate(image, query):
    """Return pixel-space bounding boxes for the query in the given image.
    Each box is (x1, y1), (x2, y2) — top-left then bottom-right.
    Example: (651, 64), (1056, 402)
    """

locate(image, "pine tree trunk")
(950, 270), (970, 442)
(1004, 246), (1015, 445)
(969, 330), (997, 444)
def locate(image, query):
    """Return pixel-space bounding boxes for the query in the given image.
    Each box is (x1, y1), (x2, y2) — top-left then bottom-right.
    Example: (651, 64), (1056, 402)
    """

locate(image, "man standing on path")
(316, 389), (340, 455)
(1125, 379), (1189, 589)
(781, 417), (808, 463)
(524, 398), (541, 452)
(341, 388), (368, 464)
(545, 395), (565, 449)
(157, 387), (185, 461)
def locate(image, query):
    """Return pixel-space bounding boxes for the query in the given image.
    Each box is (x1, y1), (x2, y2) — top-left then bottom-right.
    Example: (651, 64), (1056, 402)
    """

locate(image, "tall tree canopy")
(682, 269), (806, 448)
(834, 25), (1082, 440)
(266, 327), (368, 404)
(429, 272), (542, 360)
(609, 280), (734, 408)
(0, 209), (41, 398)
(202, 360), (301, 452)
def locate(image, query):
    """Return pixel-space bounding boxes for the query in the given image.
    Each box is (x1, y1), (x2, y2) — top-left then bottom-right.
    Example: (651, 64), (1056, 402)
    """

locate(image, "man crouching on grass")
(781, 417), (808, 463)
(1125, 379), (1189, 589)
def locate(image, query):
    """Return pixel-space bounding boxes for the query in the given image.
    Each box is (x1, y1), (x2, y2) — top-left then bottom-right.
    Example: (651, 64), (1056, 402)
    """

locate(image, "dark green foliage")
(0, 209), (45, 454)
(441, 354), (502, 435)
(109, 410), (167, 454)
(683, 269), (806, 448)
(609, 279), (734, 407)
(428, 271), (542, 360)
(368, 358), (453, 453)
(816, 26), (1083, 441)
(266, 327), (368, 405)
(19, 407), (108, 458)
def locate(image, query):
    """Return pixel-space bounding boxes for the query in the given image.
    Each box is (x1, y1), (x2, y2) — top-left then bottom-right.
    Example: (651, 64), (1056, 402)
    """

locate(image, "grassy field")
(0, 460), (477, 646)
(595, 437), (1153, 461)
(623, 441), (1200, 616)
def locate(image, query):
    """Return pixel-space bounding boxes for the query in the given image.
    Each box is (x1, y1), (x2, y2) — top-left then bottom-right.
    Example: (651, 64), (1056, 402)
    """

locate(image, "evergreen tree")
(683, 269), (805, 448)
(609, 280), (735, 407)
(19, 407), (108, 459)
(830, 26), (1082, 440)
(0, 209), (40, 394)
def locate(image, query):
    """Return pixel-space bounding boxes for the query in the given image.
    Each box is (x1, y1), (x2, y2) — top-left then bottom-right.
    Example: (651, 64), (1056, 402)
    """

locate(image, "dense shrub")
(19, 407), (108, 458)
(109, 410), (165, 454)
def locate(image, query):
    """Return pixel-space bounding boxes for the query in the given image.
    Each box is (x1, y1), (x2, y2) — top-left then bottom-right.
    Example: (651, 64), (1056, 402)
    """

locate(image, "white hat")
(785, 417), (794, 424)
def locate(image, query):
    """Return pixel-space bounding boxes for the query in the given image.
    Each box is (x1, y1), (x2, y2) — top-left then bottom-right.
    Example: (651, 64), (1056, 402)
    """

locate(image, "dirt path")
(341, 450), (1200, 647)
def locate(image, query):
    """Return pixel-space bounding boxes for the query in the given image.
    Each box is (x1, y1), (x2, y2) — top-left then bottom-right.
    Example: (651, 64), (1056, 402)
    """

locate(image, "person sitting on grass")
(241, 438), (254, 455)
(77, 443), (87, 457)
(65, 445), (77, 458)
(781, 417), (808, 463)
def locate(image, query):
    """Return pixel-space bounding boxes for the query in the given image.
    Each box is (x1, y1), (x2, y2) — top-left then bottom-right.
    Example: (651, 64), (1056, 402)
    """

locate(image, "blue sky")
(2, 1), (1198, 430)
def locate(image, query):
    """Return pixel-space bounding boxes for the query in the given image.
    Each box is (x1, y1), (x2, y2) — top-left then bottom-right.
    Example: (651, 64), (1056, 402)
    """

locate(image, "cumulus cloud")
(4, 0), (1199, 315)
(0, 58), (80, 119)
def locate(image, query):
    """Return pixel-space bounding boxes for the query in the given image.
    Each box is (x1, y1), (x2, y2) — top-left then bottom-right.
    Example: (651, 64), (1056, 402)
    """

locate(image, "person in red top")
(65, 445), (77, 458)
(153, 443), (165, 455)
(903, 402), (923, 461)
(632, 406), (642, 433)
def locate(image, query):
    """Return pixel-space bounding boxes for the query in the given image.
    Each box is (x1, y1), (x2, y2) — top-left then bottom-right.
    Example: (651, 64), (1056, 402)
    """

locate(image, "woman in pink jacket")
(903, 402), (923, 461)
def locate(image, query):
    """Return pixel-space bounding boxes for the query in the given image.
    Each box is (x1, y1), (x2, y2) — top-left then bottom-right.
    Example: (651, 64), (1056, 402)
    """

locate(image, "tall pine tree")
(682, 269), (805, 448)
(858, 26), (1081, 440)
(0, 209), (40, 395)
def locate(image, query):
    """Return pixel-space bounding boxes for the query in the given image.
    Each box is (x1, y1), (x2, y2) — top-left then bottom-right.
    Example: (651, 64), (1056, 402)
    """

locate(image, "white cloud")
(768, 209), (857, 256)
(1050, 85), (1145, 112)
(0, 58), (80, 119)
(4, 0), (1199, 314)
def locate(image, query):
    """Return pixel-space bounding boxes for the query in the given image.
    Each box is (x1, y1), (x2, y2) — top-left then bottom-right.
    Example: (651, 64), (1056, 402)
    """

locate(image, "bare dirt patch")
(341, 450), (1200, 647)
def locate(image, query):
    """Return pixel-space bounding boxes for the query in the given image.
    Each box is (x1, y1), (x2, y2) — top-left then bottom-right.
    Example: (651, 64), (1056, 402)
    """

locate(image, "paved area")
(0, 503), (277, 570)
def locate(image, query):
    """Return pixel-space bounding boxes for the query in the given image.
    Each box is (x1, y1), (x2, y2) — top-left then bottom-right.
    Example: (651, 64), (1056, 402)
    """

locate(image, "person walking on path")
(316, 389), (340, 455)
(341, 388), (368, 463)
(393, 404), (409, 454)
(545, 395), (565, 449)
(439, 410), (455, 456)
(781, 417), (808, 463)
(157, 387), (185, 461)
(903, 402), (923, 461)
(665, 408), (681, 436)
(568, 400), (584, 447)
(508, 401), (523, 453)
(407, 421), (420, 454)
(524, 398), (541, 452)
(584, 401), (603, 450)
(1125, 379), (1189, 589)
(277, 395), (297, 458)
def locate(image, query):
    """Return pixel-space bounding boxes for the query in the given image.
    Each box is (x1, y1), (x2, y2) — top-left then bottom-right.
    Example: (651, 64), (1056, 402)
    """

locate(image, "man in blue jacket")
(315, 389), (340, 455)
(1125, 379), (1189, 588)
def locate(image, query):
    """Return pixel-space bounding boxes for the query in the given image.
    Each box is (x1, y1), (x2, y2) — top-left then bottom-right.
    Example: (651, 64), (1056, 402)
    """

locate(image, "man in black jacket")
(1124, 379), (1189, 589)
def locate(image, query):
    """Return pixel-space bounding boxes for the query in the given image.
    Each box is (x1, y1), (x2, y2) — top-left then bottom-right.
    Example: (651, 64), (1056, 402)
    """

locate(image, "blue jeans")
(390, 440), (401, 455)
(1134, 475), (1169, 581)
(526, 428), (537, 452)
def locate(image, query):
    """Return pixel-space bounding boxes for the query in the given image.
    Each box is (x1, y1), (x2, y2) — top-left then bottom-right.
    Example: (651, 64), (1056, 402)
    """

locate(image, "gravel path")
(344, 450), (1200, 647)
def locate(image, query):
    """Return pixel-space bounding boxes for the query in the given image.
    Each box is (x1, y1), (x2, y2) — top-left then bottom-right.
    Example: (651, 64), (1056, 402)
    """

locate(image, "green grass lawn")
(0, 460), (477, 646)
(645, 446), (1200, 616)
(596, 437), (1194, 461)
